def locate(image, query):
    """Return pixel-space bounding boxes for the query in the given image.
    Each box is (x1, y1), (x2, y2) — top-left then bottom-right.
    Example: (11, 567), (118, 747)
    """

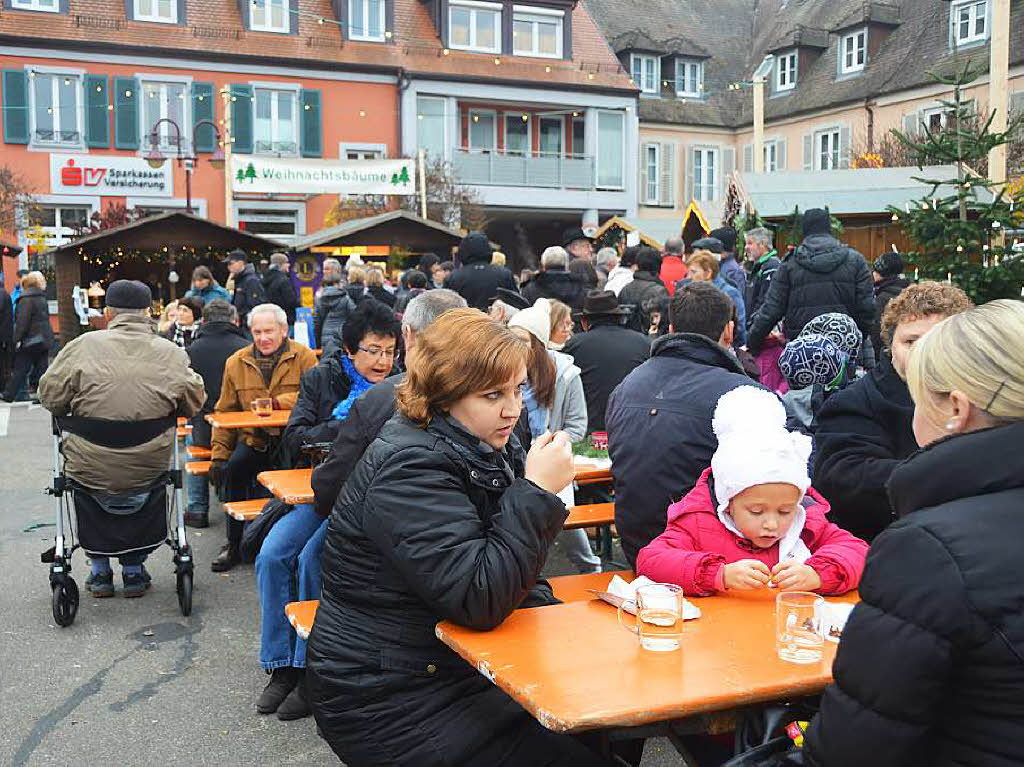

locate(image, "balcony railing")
(452, 149), (595, 189)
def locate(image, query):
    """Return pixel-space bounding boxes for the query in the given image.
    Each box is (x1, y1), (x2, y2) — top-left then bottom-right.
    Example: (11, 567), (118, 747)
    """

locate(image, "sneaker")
(256, 667), (299, 715)
(86, 570), (115, 598)
(184, 512), (209, 529)
(122, 567), (152, 598)
(211, 543), (240, 572)
(276, 671), (312, 721)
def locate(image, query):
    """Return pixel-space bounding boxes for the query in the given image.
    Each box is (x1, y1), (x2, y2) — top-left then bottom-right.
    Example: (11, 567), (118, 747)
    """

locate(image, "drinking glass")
(776, 591), (825, 664)
(618, 583), (684, 652)
(250, 397), (273, 418)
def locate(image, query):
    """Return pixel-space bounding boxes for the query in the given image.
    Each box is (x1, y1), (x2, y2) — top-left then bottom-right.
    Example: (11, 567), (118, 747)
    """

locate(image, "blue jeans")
(90, 552), (147, 570)
(184, 433), (209, 514)
(255, 503), (327, 670)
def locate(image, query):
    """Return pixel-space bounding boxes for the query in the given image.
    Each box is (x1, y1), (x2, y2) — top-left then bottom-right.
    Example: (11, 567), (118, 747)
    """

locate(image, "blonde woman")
(345, 266), (367, 305)
(157, 300), (179, 334)
(365, 267), (396, 308)
(806, 299), (1024, 767)
(2, 271), (54, 401)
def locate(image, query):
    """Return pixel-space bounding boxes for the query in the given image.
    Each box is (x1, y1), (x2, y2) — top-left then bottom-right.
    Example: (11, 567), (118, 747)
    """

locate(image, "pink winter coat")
(636, 468), (868, 597)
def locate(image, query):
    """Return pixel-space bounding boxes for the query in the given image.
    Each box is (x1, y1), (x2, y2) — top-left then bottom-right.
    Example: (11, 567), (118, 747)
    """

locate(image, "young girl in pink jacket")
(636, 386), (868, 597)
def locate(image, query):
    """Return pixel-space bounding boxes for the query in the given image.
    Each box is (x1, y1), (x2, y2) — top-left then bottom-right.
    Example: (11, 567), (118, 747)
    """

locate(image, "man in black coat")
(742, 225), (781, 319)
(224, 248), (266, 329)
(617, 246), (669, 334)
(520, 245), (586, 316)
(869, 251), (910, 361)
(184, 299), (250, 527)
(261, 252), (299, 328)
(313, 258), (355, 355)
(444, 231), (518, 312)
(562, 291), (649, 433)
(0, 278), (13, 391)
(606, 282), (760, 567)
(747, 208), (875, 364)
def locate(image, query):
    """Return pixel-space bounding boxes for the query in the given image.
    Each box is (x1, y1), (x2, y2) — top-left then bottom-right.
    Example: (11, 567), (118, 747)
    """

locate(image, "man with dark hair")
(262, 252), (299, 329)
(418, 253), (441, 288)
(606, 282), (761, 566)
(444, 232), (517, 311)
(394, 270), (428, 314)
(224, 249), (266, 329)
(617, 245), (669, 333)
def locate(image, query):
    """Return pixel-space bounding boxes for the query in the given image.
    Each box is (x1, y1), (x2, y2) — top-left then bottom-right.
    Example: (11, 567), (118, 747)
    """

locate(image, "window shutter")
(300, 89), (323, 158)
(802, 133), (813, 170)
(192, 82), (215, 153)
(839, 125), (851, 168)
(124, 0), (134, 20)
(777, 138), (787, 171)
(1011, 91), (1024, 116)
(84, 74), (110, 148)
(743, 143), (753, 173)
(288, 0), (298, 34)
(2, 70), (30, 145)
(639, 142), (651, 204)
(113, 76), (139, 150)
(659, 142), (675, 208)
(902, 112), (918, 137)
(683, 145), (694, 203)
(230, 84), (253, 154)
(720, 147), (735, 201)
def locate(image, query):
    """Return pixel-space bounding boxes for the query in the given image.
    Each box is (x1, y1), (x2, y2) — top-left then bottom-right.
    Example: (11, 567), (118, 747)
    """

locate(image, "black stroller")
(43, 415), (194, 626)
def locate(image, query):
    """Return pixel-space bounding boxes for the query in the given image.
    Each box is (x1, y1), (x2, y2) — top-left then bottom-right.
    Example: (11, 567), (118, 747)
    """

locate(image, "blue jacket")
(719, 254), (748, 310)
(712, 275), (747, 346)
(184, 282), (231, 305)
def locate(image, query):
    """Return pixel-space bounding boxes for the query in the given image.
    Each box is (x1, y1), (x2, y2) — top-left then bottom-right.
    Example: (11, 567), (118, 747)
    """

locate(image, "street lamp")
(145, 117), (224, 214)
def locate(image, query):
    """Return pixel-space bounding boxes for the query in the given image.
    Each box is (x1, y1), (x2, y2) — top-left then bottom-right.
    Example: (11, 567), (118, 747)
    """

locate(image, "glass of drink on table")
(251, 398), (273, 418)
(776, 592), (825, 664)
(618, 583), (684, 652)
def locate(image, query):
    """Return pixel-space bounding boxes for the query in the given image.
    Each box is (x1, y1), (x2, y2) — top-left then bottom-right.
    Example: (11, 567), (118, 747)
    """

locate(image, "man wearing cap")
(563, 291), (650, 433)
(709, 226), (747, 303)
(444, 231), (517, 312)
(262, 252), (299, 331)
(870, 252), (909, 363)
(38, 280), (206, 596)
(562, 227), (594, 263)
(225, 249), (266, 329)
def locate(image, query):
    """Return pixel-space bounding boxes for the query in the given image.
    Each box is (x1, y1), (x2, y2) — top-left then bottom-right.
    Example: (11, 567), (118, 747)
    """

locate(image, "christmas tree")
(888, 62), (1024, 303)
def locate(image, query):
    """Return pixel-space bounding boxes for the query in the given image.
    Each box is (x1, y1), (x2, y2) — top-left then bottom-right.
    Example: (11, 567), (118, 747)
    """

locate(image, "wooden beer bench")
(185, 460), (211, 476)
(186, 445), (212, 460)
(223, 498), (266, 522)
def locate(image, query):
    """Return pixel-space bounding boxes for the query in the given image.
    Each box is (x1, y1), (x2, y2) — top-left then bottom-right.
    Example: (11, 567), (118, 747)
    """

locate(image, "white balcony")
(453, 149), (596, 190)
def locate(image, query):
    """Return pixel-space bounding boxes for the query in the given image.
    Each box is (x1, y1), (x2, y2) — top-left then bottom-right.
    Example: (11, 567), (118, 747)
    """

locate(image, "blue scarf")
(331, 355), (373, 421)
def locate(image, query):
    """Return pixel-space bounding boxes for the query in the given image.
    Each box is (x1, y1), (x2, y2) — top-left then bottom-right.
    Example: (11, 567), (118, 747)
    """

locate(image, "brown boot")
(210, 543), (239, 572)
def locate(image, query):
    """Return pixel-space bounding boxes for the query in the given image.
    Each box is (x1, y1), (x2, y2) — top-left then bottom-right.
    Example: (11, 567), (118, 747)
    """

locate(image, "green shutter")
(2, 70), (30, 145)
(84, 74), (110, 148)
(192, 81), (215, 152)
(113, 76), (139, 150)
(300, 89), (322, 158)
(230, 84), (253, 154)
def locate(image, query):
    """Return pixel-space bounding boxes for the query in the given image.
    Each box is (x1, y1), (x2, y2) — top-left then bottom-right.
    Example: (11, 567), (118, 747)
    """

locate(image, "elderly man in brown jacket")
(39, 280), (206, 597)
(210, 302), (317, 571)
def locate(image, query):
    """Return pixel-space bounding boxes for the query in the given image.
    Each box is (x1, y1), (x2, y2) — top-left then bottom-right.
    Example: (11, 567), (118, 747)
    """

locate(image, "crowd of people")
(25, 211), (1024, 766)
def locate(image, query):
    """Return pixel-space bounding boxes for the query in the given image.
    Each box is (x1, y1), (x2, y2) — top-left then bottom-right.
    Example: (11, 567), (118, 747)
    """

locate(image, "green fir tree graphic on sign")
(236, 168), (245, 182)
(244, 163), (257, 183)
(391, 166), (411, 186)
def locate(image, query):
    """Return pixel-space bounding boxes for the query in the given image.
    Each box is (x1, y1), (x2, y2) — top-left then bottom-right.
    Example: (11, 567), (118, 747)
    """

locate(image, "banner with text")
(50, 153), (173, 197)
(231, 156), (416, 195)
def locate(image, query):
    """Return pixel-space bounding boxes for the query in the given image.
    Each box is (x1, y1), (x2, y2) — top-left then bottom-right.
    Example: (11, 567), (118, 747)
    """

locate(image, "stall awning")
(291, 210), (463, 252)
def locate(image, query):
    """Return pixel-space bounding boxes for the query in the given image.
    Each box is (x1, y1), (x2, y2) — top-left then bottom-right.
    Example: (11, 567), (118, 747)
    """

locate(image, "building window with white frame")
(644, 144), (659, 204)
(952, 0), (987, 46)
(693, 147), (717, 201)
(134, 0), (176, 23)
(630, 54), (659, 95)
(342, 146), (385, 160)
(11, 0), (60, 12)
(763, 140), (778, 172)
(504, 113), (530, 156)
(840, 28), (866, 74)
(468, 110), (496, 152)
(29, 204), (91, 247)
(512, 6), (562, 58)
(349, 0), (385, 41)
(776, 50), (797, 91)
(596, 110), (624, 189)
(416, 96), (446, 158)
(816, 129), (840, 170)
(250, 0), (289, 33)
(449, 1), (501, 53)
(539, 116), (562, 156)
(141, 80), (189, 150)
(675, 58), (703, 98)
(254, 88), (298, 155)
(30, 72), (83, 147)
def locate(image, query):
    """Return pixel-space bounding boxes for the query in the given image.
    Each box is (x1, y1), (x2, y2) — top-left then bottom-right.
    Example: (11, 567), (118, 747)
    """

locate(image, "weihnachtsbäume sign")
(231, 156), (416, 196)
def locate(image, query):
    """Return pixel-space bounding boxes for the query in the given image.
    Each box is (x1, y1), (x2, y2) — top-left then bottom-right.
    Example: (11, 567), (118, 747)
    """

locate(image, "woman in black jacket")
(307, 308), (612, 766)
(2, 271), (54, 402)
(805, 300), (1024, 767)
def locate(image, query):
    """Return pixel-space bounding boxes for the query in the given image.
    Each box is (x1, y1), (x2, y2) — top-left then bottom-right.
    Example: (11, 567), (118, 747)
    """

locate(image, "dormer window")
(776, 50), (797, 91)
(250, 0), (289, 33)
(449, 0), (502, 54)
(676, 58), (703, 98)
(348, 0), (385, 41)
(840, 28), (866, 74)
(630, 54), (659, 95)
(952, 0), (987, 46)
(11, 0), (60, 12)
(512, 6), (563, 58)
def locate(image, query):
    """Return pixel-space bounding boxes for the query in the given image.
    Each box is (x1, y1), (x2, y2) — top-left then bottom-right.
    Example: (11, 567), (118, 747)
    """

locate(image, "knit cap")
(872, 251), (904, 278)
(508, 298), (552, 348)
(799, 312), (862, 360)
(779, 333), (848, 390)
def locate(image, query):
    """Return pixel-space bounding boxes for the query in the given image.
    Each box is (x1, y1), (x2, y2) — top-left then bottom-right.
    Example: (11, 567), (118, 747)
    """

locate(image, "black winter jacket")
(617, 271), (669, 333)
(0, 285), (12, 346)
(747, 234), (875, 354)
(366, 285), (396, 308)
(520, 269), (587, 316)
(870, 276), (910, 361)
(812, 355), (917, 541)
(745, 252), (781, 320)
(282, 353), (352, 460)
(563, 322), (650, 432)
(261, 267), (298, 325)
(444, 262), (518, 312)
(806, 421), (1024, 767)
(185, 320), (250, 446)
(306, 415), (566, 765)
(313, 285), (355, 354)
(12, 287), (54, 350)
(231, 264), (266, 327)
(606, 333), (759, 566)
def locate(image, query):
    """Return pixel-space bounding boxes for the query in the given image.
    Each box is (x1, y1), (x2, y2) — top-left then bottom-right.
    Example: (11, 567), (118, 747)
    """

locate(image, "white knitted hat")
(508, 298), (552, 348)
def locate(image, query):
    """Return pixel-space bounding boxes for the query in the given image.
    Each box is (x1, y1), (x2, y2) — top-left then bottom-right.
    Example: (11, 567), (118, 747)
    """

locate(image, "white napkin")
(592, 575), (701, 620)
(821, 602), (854, 643)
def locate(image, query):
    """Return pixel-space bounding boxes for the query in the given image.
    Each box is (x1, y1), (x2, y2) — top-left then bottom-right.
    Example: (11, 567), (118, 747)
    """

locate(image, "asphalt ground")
(0, 402), (686, 766)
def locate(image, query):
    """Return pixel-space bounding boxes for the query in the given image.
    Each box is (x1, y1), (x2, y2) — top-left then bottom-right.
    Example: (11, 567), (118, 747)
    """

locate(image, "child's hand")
(771, 561), (822, 592)
(723, 560), (772, 590)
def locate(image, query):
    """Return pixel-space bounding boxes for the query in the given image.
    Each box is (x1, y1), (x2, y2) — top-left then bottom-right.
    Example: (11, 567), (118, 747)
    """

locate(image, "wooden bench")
(176, 425), (193, 438)
(186, 445), (212, 460)
(185, 460), (211, 476)
(283, 572), (633, 642)
(223, 498), (267, 522)
(177, 417), (188, 426)
(564, 502), (615, 530)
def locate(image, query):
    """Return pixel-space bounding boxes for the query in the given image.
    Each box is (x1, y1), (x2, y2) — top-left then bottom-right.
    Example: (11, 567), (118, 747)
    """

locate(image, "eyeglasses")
(357, 346), (396, 360)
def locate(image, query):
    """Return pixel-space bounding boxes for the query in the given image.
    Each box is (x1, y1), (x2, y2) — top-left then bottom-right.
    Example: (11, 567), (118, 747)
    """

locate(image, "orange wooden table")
(573, 462), (612, 485)
(437, 589), (858, 735)
(564, 502), (615, 530)
(206, 410), (292, 430)
(258, 468), (314, 505)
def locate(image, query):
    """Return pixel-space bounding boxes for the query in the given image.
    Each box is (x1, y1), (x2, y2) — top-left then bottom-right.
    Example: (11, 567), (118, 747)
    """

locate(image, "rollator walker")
(43, 414), (195, 626)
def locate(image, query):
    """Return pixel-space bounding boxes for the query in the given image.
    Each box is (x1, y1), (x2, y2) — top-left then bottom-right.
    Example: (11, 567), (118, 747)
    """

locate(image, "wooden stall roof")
(291, 210), (464, 253)
(594, 216), (665, 250)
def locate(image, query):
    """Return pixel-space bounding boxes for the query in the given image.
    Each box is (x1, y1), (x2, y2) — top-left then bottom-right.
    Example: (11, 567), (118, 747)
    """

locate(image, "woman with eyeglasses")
(254, 300), (401, 722)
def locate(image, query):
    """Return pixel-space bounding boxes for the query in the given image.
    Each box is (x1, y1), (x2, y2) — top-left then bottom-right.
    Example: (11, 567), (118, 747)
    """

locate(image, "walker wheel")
(52, 578), (79, 627)
(177, 571), (193, 616)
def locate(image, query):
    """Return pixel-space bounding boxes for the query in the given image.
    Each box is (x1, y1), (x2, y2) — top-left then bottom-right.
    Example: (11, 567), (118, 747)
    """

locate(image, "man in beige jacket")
(39, 280), (206, 597)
